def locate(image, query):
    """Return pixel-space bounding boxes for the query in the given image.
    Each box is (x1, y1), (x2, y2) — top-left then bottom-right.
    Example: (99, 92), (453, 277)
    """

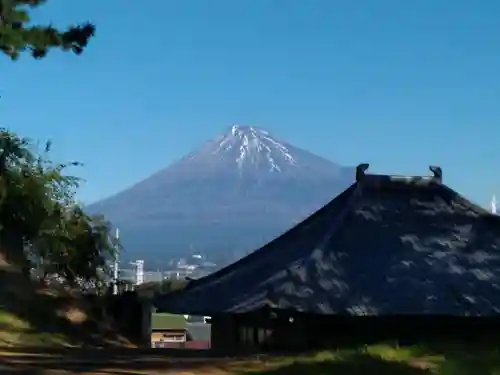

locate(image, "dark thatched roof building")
(155, 165), (500, 350)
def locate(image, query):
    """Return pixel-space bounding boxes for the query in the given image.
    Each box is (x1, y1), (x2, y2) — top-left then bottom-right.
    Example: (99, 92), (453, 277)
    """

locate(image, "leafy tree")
(0, 130), (48, 271)
(0, 2), (104, 285)
(0, 0), (95, 59)
(32, 207), (117, 285)
(0, 129), (117, 287)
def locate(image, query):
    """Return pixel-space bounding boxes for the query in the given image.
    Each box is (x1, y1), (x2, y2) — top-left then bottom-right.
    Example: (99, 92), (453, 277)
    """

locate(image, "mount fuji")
(87, 125), (355, 267)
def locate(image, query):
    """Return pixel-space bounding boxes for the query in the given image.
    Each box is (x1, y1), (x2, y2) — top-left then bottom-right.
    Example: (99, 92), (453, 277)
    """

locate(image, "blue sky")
(1, 0), (499, 206)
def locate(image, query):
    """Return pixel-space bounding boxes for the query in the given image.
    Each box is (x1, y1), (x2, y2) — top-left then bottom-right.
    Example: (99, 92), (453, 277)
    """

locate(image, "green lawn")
(213, 344), (500, 375)
(216, 344), (500, 375)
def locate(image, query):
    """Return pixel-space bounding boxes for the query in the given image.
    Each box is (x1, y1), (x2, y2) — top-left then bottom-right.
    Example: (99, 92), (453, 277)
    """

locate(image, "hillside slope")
(0, 255), (132, 348)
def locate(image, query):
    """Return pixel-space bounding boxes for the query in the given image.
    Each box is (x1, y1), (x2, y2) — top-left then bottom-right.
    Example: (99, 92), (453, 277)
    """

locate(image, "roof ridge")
(438, 183), (500, 219)
(185, 183), (360, 293)
(229, 184), (364, 314)
(157, 182), (364, 315)
(155, 182), (360, 306)
(309, 182), (363, 255)
(356, 163), (443, 184)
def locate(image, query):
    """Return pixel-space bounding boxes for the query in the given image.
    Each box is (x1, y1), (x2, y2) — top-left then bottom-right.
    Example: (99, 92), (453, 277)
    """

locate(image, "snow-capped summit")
(209, 124), (296, 172)
(230, 124), (262, 136)
(182, 124), (344, 180)
(228, 124), (272, 139)
(87, 125), (354, 267)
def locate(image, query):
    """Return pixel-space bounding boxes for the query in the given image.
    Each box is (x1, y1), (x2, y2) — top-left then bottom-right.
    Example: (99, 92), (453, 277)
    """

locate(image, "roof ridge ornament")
(429, 165), (442, 183)
(356, 163), (370, 182)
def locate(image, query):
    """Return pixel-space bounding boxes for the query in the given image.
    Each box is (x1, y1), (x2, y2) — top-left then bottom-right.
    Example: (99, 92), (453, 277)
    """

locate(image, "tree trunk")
(0, 230), (30, 274)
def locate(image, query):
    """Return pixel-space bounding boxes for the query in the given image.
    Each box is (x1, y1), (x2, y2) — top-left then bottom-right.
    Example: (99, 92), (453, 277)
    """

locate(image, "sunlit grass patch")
(0, 310), (30, 330)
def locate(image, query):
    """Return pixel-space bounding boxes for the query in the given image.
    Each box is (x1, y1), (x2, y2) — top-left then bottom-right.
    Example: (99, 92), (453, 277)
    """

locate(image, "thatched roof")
(155, 165), (500, 316)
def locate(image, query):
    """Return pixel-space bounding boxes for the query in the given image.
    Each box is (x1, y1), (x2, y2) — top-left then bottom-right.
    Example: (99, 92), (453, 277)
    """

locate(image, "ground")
(0, 342), (499, 374)
(1, 258), (498, 374)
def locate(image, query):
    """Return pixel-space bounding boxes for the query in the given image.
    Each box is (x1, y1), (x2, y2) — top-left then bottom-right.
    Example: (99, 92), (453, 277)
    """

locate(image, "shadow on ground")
(1, 341), (500, 374)
(0, 350), (435, 375)
(0, 353), (216, 375)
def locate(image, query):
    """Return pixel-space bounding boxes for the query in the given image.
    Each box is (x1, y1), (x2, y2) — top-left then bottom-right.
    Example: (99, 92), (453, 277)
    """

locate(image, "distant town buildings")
(117, 253), (218, 285)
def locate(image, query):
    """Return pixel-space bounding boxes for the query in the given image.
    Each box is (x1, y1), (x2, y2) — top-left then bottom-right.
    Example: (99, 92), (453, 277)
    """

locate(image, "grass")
(0, 342), (500, 374)
(183, 344), (500, 375)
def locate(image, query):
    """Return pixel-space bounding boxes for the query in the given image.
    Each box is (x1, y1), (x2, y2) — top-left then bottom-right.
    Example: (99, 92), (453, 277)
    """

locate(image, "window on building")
(160, 333), (185, 342)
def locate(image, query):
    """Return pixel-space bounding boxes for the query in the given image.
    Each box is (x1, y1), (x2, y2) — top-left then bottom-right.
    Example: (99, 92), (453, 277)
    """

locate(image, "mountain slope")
(88, 125), (354, 266)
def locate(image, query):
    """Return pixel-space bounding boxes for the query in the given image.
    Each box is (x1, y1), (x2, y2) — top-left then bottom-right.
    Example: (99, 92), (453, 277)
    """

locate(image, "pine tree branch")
(0, 0), (95, 59)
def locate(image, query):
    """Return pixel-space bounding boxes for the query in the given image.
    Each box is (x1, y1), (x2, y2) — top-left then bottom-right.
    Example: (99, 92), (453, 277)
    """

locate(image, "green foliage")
(0, 0), (95, 59)
(0, 129), (118, 286)
(32, 208), (117, 284)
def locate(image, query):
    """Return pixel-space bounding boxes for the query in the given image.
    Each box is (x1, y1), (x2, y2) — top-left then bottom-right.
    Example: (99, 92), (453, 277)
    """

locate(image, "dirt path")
(0, 350), (254, 375)
(0, 347), (440, 375)
(0, 357), (228, 375)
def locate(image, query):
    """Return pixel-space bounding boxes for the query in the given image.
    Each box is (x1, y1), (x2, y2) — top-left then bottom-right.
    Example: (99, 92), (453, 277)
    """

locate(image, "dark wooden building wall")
(211, 315), (238, 350)
(210, 311), (500, 352)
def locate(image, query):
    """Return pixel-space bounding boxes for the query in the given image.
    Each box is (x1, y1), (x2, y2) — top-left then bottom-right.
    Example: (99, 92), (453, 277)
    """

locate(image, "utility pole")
(113, 228), (120, 295)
